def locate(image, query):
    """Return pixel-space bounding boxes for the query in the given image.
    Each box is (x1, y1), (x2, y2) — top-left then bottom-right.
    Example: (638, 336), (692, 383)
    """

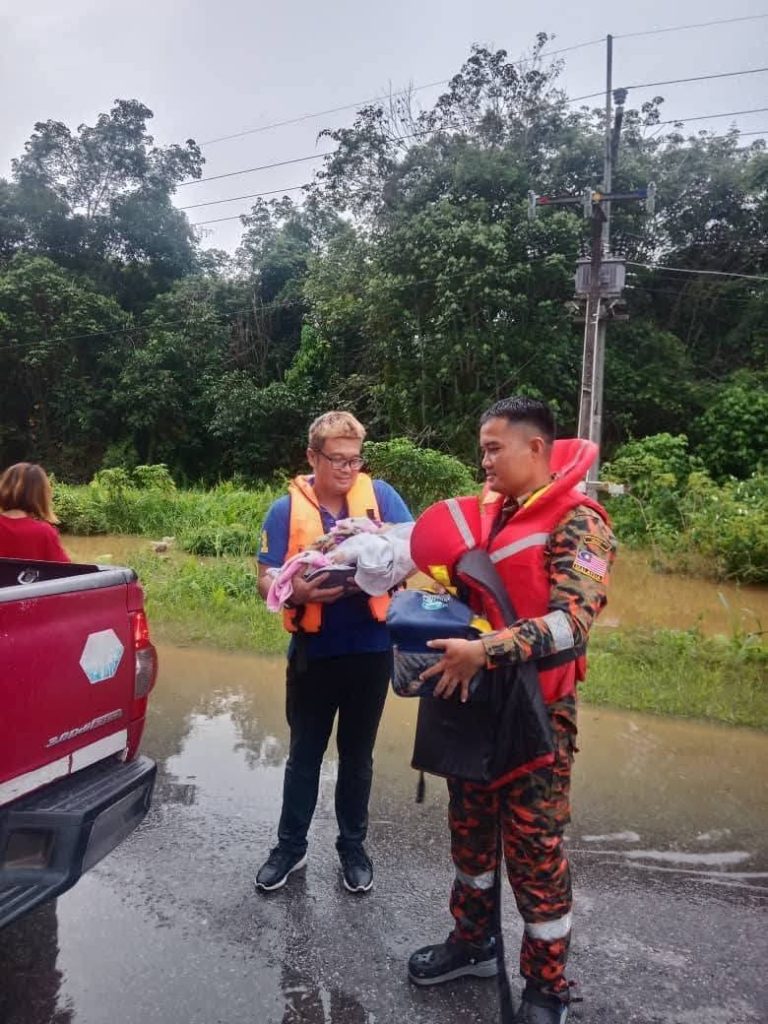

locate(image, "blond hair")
(0, 462), (59, 523)
(308, 411), (366, 450)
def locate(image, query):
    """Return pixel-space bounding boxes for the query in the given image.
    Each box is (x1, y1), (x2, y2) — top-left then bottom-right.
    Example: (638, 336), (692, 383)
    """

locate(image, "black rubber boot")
(512, 983), (570, 1024)
(408, 934), (498, 986)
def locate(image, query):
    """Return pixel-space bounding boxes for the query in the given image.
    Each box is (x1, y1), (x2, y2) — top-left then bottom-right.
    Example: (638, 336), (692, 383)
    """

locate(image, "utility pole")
(586, 33), (614, 489)
(529, 34), (654, 493)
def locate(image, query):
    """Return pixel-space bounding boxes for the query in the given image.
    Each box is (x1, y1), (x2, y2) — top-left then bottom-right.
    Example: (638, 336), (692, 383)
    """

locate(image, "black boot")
(512, 983), (569, 1024)
(408, 933), (498, 986)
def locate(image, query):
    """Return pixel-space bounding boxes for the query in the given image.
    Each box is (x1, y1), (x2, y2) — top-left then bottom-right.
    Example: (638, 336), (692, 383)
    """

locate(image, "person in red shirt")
(0, 462), (70, 562)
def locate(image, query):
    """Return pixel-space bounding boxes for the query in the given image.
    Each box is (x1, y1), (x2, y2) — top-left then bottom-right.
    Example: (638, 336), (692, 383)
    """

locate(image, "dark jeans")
(277, 651), (391, 856)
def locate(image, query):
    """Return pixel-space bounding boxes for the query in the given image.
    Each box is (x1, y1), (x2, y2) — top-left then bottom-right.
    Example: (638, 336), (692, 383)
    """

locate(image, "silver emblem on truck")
(46, 708), (124, 747)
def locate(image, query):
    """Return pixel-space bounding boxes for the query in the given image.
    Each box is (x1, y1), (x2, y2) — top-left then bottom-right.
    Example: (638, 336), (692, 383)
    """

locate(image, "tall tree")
(4, 100), (203, 308)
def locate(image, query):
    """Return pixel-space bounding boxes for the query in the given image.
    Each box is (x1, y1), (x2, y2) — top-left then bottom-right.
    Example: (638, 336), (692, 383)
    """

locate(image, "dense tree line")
(0, 39), (765, 483)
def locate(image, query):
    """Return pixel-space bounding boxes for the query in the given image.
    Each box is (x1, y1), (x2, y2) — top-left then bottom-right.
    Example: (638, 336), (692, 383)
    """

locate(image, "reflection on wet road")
(1, 645), (766, 1024)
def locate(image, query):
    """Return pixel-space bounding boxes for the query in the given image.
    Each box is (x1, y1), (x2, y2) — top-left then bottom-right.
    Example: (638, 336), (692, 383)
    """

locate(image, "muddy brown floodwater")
(66, 534), (768, 637)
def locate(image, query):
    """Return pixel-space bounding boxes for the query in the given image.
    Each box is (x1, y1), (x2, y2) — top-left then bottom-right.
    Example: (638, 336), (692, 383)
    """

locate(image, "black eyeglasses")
(314, 450), (365, 471)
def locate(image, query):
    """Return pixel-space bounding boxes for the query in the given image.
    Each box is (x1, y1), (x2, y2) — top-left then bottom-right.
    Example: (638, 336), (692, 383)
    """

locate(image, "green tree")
(692, 374), (768, 480)
(0, 254), (131, 476)
(4, 100), (203, 308)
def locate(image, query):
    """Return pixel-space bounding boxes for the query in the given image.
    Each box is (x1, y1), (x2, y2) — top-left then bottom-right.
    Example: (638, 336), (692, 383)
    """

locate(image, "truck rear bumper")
(0, 755), (156, 929)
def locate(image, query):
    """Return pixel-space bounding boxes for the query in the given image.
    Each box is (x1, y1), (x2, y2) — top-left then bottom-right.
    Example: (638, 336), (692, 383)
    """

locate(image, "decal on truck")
(79, 629), (125, 684)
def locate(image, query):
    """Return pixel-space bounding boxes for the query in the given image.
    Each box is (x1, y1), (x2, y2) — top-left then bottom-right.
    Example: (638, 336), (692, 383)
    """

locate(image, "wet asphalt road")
(2, 645), (767, 1024)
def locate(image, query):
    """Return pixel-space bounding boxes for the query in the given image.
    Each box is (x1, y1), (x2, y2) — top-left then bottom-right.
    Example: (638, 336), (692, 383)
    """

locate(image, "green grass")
(129, 552), (768, 730)
(130, 552), (286, 653)
(585, 627), (768, 730)
(55, 481), (283, 557)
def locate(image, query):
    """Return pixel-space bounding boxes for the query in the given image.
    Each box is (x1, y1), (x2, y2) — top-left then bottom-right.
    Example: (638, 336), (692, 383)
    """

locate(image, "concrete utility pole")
(528, 34), (655, 493)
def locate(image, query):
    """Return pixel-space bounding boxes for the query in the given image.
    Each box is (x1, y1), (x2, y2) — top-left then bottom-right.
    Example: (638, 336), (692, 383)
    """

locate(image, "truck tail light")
(130, 610), (158, 700)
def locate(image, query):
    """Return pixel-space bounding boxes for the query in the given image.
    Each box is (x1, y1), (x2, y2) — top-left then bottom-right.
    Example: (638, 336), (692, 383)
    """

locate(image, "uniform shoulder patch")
(583, 532), (612, 554)
(572, 547), (609, 582)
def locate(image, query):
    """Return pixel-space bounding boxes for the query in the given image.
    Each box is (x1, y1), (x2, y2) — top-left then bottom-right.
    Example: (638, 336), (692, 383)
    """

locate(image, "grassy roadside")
(130, 552), (768, 731)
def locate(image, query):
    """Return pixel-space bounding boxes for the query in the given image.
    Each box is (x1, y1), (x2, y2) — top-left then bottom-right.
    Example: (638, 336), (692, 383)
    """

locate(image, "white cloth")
(331, 522), (415, 596)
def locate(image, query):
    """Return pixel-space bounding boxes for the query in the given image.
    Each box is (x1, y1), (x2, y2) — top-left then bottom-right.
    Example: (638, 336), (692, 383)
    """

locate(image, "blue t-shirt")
(258, 479), (413, 660)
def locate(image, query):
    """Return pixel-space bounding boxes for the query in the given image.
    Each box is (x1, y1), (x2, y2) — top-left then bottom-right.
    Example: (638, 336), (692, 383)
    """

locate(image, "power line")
(181, 65), (768, 188)
(654, 106), (768, 127)
(0, 256), (576, 354)
(178, 152), (332, 187)
(620, 65), (768, 93)
(197, 16), (768, 149)
(180, 184), (307, 211)
(4, 253), (765, 354)
(188, 130), (768, 224)
(198, 38), (604, 148)
(0, 298), (300, 354)
(615, 13), (768, 40)
(627, 261), (768, 282)
(193, 212), (261, 226)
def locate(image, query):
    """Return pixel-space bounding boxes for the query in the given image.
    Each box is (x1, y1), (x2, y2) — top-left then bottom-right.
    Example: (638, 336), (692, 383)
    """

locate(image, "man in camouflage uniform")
(407, 397), (617, 1024)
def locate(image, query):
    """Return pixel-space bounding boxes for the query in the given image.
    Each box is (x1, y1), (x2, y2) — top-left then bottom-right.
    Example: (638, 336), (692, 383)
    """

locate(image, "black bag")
(387, 589), (487, 699)
(410, 549), (554, 786)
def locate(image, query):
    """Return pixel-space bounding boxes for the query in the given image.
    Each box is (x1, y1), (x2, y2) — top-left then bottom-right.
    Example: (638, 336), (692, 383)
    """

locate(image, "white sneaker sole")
(342, 873), (374, 893)
(254, 854), (307, 892)
(408, 959), (498, 986)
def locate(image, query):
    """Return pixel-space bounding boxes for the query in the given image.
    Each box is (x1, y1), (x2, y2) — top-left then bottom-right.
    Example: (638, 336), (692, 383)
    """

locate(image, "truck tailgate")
(0, 580), (136, 804)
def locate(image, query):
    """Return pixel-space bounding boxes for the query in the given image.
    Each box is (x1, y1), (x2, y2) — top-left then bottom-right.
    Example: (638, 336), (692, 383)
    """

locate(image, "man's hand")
(291, 572), (345, 605)
(420, 638), (486, 703)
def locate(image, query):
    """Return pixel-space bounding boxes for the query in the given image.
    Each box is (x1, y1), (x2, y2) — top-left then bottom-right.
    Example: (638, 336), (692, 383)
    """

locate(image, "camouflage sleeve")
(481, 506), (618, 666)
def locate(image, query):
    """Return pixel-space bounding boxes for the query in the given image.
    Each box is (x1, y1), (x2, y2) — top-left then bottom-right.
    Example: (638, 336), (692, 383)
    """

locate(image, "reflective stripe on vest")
(282, 473), (390, 634)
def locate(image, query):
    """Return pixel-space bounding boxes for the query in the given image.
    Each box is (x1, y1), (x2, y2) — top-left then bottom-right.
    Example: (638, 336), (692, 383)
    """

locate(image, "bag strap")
(455, 548), (519, 624)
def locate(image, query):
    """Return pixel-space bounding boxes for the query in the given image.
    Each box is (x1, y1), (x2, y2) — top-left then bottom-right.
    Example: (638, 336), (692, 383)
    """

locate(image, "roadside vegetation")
(56, 445), (766, 732)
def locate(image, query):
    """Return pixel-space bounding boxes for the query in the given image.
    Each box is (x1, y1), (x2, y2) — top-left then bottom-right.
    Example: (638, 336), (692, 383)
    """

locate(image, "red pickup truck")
(0, 556), (158, 929)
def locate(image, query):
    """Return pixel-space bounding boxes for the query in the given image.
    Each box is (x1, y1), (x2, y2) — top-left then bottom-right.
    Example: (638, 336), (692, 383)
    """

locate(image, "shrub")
(604, 435), (768, 582)
(54, 485), (109, 535)
(692, 374), (768, 481)
(364, 437), (477, 514)
(180, 523), (257, 557)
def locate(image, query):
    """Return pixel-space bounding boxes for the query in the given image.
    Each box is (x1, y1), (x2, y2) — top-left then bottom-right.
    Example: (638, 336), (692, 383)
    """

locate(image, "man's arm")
(482, 507), (617, 666)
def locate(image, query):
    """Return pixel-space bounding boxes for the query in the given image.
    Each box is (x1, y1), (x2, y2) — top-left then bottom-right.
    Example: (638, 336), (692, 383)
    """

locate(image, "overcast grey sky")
(2, 1), (767, 252)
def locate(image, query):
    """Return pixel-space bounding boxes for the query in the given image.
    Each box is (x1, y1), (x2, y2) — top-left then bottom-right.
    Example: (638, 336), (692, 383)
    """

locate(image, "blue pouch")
(386, 589), (486, 698)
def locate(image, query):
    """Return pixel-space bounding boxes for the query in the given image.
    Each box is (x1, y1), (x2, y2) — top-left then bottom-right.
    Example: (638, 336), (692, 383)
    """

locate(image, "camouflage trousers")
(447, 698), (577, 997)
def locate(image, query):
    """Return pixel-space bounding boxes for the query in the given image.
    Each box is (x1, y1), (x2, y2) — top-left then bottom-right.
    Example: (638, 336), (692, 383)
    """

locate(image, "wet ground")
(2, 644), (767, 1024)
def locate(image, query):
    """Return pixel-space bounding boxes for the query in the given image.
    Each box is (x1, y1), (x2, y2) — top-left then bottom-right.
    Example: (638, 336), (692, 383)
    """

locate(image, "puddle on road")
(3, 641), (767, 1024)
(146, 644), (768, 886)
(65, 535), (768, 637)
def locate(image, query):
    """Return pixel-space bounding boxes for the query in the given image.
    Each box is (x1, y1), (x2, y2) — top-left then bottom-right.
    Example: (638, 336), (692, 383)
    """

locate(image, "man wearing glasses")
(255, 411), (412, 894)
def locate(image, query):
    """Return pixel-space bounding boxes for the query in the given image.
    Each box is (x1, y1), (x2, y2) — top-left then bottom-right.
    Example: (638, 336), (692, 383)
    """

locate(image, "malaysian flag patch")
(573, 547), (608, 582)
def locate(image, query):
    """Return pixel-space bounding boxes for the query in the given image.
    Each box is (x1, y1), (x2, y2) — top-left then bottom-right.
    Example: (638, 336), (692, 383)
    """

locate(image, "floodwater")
(148, 645), (768, 881)
(2, 643), (767, 1024)
(65, 533), (768, 637)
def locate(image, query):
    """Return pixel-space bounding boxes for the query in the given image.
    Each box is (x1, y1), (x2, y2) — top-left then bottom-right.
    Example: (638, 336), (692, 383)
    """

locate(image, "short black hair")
(480, 396), (556, 443)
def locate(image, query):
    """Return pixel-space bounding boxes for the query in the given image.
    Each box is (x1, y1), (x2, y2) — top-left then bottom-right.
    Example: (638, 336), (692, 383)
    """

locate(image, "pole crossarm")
(528, 185), (655, 218)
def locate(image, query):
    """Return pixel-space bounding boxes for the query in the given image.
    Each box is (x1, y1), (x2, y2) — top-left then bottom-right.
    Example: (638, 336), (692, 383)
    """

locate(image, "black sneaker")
(512, 984), (569, 1024)
(339, 846), (373, 893)
(254, 846), (307, 892)
(408, 934), (498, 986)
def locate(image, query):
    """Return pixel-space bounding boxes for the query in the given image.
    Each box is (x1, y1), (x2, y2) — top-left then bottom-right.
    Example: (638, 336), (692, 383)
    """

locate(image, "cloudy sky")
(2, 1), (766, 252)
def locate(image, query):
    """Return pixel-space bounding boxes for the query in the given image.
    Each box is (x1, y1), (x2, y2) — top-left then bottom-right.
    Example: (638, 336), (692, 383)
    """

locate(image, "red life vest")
(411, 438), (610, 705)
(282, 473), (390, 634)
(478, 438), (608, 702)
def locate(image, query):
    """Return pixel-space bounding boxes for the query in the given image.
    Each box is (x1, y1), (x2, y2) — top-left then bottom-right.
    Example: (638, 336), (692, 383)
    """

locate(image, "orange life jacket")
(282, 473), (390, 633)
